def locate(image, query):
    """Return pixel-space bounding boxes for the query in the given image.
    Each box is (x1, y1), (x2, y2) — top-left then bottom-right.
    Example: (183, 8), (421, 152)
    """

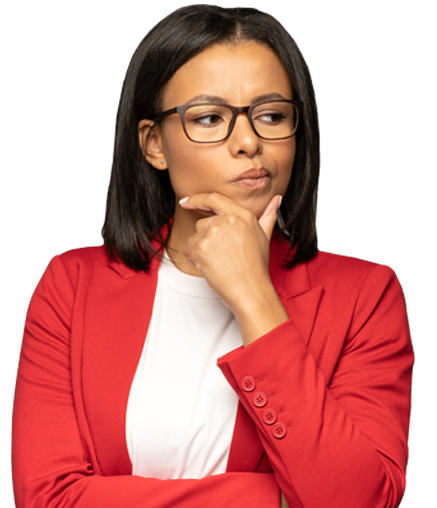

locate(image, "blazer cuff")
(217, 319), (305, 441)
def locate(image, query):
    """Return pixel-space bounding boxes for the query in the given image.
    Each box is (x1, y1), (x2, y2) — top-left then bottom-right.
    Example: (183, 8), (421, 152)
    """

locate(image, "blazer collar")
(269, 233), (311, 298)
(107, 232), (167, 279)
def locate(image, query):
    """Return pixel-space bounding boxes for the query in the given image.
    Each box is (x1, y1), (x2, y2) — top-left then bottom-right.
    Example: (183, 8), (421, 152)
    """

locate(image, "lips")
(232, 167), (271, 189)
(234, 168), (270, 181)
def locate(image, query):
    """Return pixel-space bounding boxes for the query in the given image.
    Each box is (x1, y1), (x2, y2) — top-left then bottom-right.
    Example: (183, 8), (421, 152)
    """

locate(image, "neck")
(166, 205), (210, 277)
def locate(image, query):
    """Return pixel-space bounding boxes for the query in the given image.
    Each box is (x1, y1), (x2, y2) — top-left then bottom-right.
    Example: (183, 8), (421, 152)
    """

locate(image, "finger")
(258, 195), (282, 241)
(179, 193), (248, 218)
(196, 214), (218, 232)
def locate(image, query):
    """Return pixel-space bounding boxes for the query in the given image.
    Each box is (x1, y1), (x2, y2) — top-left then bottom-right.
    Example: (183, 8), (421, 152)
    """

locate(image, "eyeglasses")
(150, 99), (302, 144)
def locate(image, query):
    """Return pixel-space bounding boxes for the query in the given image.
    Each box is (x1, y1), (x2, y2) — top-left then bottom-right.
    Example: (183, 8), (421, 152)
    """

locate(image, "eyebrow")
(186, 92), (290, 105)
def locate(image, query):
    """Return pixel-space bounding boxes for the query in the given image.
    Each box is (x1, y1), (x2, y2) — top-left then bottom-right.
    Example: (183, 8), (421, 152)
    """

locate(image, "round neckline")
(159, 251), (220, 299)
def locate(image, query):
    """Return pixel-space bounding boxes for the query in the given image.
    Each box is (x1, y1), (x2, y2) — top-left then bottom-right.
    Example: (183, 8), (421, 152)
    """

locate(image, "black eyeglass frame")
(149, 99), (303, 143)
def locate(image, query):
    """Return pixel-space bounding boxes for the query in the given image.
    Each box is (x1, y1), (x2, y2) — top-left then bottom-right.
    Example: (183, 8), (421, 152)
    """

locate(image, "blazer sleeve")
(12, 256), (280, 508)
(217, 264), (413, 508)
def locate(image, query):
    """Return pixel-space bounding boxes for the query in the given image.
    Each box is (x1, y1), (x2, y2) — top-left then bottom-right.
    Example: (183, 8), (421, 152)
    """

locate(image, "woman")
(12, 5), (413, 508)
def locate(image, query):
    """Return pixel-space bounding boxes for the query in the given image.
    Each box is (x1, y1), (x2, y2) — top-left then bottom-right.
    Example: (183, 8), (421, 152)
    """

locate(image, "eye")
(192, 113), (224, 127)
(254, 110), (286, 125)
(184, 104), (231, 130)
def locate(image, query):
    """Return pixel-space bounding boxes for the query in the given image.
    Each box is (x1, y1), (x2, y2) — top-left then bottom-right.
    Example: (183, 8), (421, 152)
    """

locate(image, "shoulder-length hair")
(102, 4), (320, 271)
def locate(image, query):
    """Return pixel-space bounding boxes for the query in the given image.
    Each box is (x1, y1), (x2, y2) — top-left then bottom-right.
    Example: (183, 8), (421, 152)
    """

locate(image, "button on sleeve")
(253, 392), (267, 408)
(272, 423), (287, 439)
(241, 376), (256, 392)
(263, 408), (277, 425)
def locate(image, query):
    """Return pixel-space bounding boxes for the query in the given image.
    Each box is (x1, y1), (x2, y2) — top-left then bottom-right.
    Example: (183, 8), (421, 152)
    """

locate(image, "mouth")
(231, 167), (271, 190)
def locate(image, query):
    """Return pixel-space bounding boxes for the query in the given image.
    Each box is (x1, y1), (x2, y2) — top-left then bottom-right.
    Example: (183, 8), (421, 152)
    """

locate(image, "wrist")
(232, 283), (289, 347)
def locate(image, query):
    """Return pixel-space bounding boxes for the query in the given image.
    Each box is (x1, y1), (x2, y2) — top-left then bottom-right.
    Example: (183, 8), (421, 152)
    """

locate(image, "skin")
(139, 42), (294, 507)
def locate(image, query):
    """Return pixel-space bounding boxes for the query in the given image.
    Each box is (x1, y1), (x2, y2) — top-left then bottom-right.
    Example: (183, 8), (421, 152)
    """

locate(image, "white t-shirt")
(126, 254), (242, 479)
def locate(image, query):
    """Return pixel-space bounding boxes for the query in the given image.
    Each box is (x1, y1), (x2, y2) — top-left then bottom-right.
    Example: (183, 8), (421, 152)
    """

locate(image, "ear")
(138, 119), (167, 170)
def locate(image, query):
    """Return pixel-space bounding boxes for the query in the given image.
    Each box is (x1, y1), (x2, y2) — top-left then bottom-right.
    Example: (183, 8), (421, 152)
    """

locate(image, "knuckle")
(208, 224), (220, 235)
(197, 238), (210, 255)
(224, 214), (238, 226)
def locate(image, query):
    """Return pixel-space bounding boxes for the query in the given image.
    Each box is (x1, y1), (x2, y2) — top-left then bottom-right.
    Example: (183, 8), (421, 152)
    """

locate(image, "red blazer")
(12, 236), (413, 508)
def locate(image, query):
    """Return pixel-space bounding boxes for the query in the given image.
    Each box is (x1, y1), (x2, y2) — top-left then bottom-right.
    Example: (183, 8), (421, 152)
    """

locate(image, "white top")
(126, 254), (242, 479)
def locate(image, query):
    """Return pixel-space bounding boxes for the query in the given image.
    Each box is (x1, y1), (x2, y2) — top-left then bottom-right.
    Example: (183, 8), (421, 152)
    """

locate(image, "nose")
(227, 112), (262, 157)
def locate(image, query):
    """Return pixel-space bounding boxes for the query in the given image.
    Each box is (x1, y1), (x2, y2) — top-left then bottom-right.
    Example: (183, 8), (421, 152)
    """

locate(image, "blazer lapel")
(269, 236), (323, 347)
(81, 254), (160, 475)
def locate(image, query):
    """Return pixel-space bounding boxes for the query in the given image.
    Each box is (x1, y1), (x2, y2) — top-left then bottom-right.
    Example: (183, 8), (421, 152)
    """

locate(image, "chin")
(238, 195), (272, 219)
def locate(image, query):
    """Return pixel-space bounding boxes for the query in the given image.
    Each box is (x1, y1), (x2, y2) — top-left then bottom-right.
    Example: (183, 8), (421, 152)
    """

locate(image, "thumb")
(258, 195), (282, 241)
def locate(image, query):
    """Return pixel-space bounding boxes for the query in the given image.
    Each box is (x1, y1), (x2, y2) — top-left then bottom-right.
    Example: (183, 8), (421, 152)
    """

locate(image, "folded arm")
(12, 256), (280, 508)
(218, 264), (413, 508)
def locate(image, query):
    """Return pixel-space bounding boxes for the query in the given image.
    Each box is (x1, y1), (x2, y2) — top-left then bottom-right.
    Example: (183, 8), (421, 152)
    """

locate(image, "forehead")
(161, 42), (292, 108)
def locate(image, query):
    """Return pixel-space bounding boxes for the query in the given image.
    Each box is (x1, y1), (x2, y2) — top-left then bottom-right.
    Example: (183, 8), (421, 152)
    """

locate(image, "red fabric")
(12, 237), (413, 507)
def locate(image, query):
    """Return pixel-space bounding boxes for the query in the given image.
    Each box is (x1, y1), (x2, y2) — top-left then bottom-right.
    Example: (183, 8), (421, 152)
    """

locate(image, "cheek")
(273, 140), (296, 193)
(161, 131), (193, 197)
(162, 121), (238, 194)
(162, 136), (219, 199)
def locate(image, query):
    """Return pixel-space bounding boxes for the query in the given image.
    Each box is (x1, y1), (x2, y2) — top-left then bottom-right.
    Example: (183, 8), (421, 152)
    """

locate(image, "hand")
(179, 193), (289, 345)
(180, 192), (279, 293)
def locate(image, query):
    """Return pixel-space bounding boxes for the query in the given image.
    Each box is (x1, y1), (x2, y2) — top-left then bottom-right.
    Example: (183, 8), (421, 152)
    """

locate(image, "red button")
(241, 376), (256, 392)
(272, 423), (287, 439)
(263, 409), (277, 425)
(253, 392), (267, 408)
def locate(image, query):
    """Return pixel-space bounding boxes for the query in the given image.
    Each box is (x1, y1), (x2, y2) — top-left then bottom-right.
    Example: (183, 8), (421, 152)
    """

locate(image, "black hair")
(102, 4), (320, 270)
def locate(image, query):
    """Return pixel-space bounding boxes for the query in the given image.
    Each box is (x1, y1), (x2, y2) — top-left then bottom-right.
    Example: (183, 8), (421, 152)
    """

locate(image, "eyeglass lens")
(183, 101), (298, 142)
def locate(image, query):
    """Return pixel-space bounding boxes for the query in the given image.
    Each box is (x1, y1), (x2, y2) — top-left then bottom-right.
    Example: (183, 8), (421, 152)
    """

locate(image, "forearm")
(13, 468), (280, 508)
(220, 326), (409, 507)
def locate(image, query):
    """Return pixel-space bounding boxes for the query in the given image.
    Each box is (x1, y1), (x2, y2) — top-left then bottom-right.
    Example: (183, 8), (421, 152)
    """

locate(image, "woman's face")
(142, 42), (296, 220)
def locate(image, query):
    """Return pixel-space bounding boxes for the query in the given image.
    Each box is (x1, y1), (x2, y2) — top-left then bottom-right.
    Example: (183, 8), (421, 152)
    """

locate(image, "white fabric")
(126, 254), (242, 479)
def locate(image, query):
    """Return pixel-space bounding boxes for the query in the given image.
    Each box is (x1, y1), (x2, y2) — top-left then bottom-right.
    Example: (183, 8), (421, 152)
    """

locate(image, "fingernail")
(277, 196), (283, 210)
(179, 197), (189, 205)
